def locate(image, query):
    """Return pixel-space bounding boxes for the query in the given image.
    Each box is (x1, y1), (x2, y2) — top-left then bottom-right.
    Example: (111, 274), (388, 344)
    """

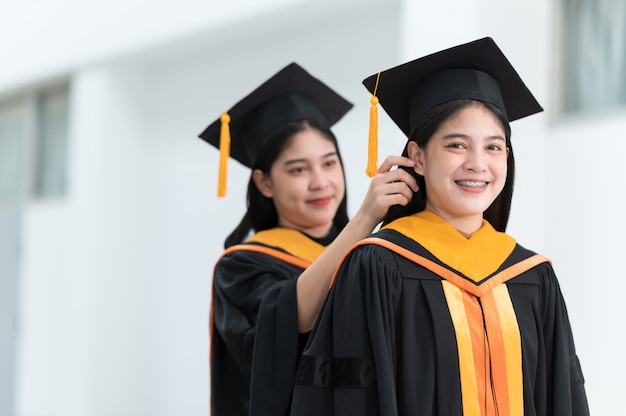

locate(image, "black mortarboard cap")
(199, 62), (353, 196)
(362, 37), (543, 141)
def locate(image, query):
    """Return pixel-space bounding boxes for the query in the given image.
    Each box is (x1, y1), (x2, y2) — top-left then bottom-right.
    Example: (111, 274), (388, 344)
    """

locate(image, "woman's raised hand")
(355, 155), (419, 225)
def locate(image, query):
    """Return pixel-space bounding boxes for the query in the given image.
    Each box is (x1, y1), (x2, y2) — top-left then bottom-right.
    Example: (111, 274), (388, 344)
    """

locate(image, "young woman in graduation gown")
(198, 63), (417, 416)
(291, 38), (590, 416)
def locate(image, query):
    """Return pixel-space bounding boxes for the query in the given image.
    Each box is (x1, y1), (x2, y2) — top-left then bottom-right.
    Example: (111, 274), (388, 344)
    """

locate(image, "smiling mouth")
(455, 181), (488, 188)
(309, 197), (332, 206)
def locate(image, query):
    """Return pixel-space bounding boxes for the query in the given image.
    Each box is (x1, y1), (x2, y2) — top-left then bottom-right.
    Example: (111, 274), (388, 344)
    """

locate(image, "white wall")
(3, 0), (624, 414)
(546, 114), (626, 415)
(6, 1), (403, 415)
(0, 0), (302, 92)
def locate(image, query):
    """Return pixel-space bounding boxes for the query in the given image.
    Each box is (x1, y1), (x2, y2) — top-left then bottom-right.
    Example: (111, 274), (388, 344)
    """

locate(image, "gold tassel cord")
(365, 72), (381, 177)
(217, 112), (231, 197)
(366, 96), (379, 177)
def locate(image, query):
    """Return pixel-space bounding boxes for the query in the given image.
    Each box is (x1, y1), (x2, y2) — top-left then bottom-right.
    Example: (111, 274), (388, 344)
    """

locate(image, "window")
(561, 0), (626, 115)
(0, 81), (69, 415)
(0, 82), (69, 203)
(34, 85), (69, 197)
(0, 98), (23, 201)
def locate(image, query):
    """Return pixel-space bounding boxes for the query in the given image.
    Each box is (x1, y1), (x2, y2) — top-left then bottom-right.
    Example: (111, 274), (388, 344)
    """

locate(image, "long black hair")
(382, 99), (514, 232)
(224, 119), (349, 248)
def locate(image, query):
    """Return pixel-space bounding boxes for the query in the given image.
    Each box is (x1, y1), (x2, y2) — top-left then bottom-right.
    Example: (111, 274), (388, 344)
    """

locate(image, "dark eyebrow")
(284, 151), (338, 166)
(442, 133), (505, 141)
(441, 133), (469, 140)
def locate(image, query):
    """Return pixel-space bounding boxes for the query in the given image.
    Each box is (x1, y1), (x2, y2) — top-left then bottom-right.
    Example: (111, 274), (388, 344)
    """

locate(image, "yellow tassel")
(217, 112), (230, 197)
(365, 96), (379, 177)
(365, 72), (381, 177)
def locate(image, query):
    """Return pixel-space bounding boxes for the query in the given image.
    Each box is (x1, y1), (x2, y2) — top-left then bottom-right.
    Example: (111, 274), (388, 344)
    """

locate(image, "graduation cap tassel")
(365, 72), (381, 178)
(217, 113), (231, 197)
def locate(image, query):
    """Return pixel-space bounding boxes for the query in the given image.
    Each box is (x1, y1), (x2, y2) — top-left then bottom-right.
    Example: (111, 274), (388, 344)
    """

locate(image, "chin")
(307, 214), (336, 228)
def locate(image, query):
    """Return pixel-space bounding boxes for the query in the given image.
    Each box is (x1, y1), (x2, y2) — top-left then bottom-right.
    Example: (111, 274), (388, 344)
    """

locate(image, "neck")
(423, 207), (483, 238)
(277, 221), (333, 239)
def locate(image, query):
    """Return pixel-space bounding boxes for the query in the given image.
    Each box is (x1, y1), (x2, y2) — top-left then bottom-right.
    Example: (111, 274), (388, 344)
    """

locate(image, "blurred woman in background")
(199, 62), (417, 416)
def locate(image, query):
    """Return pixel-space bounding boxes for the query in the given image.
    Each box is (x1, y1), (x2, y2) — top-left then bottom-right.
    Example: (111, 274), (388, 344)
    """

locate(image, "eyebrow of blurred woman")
(441, 133), (506, 142)
(283, 151), (339, 166)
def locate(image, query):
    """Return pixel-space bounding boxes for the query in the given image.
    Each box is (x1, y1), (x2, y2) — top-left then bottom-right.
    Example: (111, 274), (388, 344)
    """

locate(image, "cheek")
(425, 158), (453, 178)
(495, 158), (508, 177)
(272, 177), (304, 201)
(329, 166), (345, 186)
(491, 160), (508, 193)
(336, 171), (346, 188)
(337, 174), (347, 197)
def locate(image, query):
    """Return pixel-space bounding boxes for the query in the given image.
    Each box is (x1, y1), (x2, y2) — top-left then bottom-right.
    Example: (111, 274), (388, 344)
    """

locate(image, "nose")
(309, 167), (330, 190)
(464, 148), (488, 172)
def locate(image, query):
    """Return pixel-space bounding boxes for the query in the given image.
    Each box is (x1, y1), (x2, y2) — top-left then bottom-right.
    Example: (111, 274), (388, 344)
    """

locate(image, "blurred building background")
(0, 0), (624, 414)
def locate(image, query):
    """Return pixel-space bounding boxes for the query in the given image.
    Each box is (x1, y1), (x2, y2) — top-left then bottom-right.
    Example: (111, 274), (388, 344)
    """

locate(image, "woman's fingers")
(372, 180), (414, 206)
(373, 161), (419, 193)
(376, 155), (414, 173)
(356, 155), (420, 222)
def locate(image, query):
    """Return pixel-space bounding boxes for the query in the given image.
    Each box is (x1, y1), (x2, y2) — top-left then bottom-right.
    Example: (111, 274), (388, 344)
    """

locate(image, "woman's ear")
(252, 169), (273, 198)
(407, 141), (425, 176)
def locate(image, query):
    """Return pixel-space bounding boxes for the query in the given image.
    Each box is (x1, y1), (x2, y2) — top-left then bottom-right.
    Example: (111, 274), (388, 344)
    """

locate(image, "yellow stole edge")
(244, 227), (326, 264)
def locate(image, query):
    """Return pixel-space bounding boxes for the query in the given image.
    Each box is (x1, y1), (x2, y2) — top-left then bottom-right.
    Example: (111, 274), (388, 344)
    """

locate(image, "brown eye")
(448, 143), (466, 150)
(289, 166), (306, 174)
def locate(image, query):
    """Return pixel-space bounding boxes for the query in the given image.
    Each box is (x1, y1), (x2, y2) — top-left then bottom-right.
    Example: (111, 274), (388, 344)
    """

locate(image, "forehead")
(437, 102), (505, 135)
(279, 128), (338, 157)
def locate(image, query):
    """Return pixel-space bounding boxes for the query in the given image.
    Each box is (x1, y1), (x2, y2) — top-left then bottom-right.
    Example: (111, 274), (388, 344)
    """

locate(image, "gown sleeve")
(212, 248), (304, 416)
(291, 243), (403, 416)
(538, 264), (590, 416)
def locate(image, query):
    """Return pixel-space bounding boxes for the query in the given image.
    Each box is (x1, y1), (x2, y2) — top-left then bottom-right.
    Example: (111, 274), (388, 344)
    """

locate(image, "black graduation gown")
(291, 212), (589, 416)
(210, 227), (330, 416)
